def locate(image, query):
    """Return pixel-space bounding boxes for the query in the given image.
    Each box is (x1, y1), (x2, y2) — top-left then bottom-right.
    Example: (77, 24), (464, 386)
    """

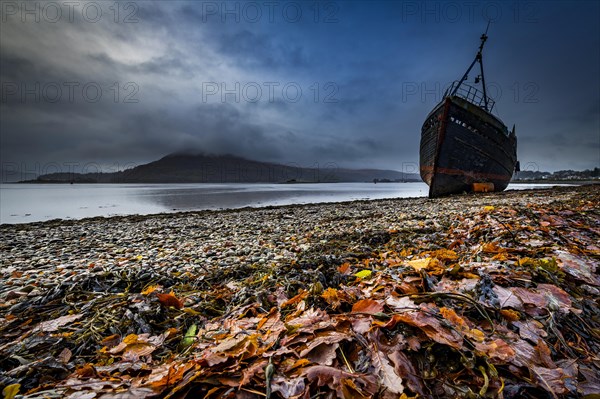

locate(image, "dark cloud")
(1, 1), (598, 180)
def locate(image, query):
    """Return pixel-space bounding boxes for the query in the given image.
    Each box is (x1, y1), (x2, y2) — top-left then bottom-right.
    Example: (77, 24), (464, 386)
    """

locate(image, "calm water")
(0, 182), (573, 224)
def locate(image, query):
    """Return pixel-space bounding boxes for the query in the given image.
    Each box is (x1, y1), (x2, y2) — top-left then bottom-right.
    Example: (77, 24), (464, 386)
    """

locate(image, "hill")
(29, 153), (421, 183)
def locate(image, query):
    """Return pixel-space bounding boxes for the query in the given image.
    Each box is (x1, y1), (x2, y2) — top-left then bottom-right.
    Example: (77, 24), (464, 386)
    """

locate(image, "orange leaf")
(76, 364), (97, 378)
(321, 288), (341, 309)
(142, 284), (160, 295)
(338, 262), (351, 274)
(351, 299), (384, 315)
(500, 309), (521, 321)
(407, 258), (431, 271)
(288, 358), (311, 371)
(281, 290), (308, 308)
(123, 334), (140, 344)
(439, 307), (466, 329)
(431, 249), (458, 261)
(157, 293), (184, 309)
(481, 242), (501, 253)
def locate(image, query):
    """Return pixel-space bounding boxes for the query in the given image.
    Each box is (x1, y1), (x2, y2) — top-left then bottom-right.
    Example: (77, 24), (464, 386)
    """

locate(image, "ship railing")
(444, 81), (495, 111)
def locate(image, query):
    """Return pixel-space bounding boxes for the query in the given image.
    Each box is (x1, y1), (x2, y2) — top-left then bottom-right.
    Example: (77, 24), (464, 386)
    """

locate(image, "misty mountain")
(29, 153), (421, 183)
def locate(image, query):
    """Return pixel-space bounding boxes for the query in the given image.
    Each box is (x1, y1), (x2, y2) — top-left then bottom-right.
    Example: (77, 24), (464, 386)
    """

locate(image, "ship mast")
(451, 21), (492, 111)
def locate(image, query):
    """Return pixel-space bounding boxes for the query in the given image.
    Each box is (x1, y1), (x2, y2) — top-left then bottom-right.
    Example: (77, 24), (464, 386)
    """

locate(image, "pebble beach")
(1, 184), (599, 398)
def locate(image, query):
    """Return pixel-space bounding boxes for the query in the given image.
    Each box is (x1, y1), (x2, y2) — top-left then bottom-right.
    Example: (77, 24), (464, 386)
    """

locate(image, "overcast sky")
(1, 1), (598, 180)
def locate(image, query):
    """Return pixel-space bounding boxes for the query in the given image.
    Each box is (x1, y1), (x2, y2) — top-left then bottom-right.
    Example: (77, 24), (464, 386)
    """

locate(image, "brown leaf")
(493, 286), (523, 309)
(513, 320), (547, 342)
(384, 309), (463, 349)
(96, 388), (156, 398)
(100, 334), (121, 348)
(143, 362), (195, 390)
(34, 314), (83, 332)
(302, 343), (339, 366)
(271, 376), (306, 398)
(304, 365), (378, 398)
(352, 299), (384, 315)
(281, 290), (308, 308)
(370, 349), (404, 394)
(537, 284), (575, 314)
(555, 250), (599, 286)
(388, 350), (425, 396)
(240, 359), (268, 386)
(531, 365), (576, 396)
(58, 348), (72, 364)
(156, 292), (183, 309)
(75, 364), (97, 378)
(321, 288), (342, 309)
(473, 339), (516, 364)
(298, 330), (350, 365)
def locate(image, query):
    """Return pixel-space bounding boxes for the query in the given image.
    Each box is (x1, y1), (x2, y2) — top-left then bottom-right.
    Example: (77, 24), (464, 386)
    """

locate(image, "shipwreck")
(419, 26), (520, 198)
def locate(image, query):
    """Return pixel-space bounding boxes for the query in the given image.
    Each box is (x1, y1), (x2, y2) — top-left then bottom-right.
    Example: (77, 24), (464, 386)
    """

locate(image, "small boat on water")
(419, 26), (519, 198)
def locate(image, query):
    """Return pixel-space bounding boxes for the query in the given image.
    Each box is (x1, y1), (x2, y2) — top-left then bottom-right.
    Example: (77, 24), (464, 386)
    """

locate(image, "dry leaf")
(352, 299), (384, 315)
(141, 284), (160, 295)
(354, 270), (372, 279)
(407, 258), (431, 271)
(156, 292), (184, 309)
(34, 313), (83, 332)
(370, 350), (404, 394)
(58, 347), (72, 364)
(2, 384), (20, 399)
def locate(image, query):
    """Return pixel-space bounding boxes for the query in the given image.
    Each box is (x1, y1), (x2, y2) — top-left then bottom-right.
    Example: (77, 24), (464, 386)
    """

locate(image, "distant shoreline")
(7, 179), (598, 185)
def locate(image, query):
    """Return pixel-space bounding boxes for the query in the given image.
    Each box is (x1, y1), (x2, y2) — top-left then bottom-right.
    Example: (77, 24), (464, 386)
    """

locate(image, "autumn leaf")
(338, 262), (351, 274)
(354, 270), (372, 279)
(352, 299), (384, 315)
(531, 365), (577, 395)
(321, 288), (341, 309)
(407, 258), (431, 271)
(57, 347), (72, 364)
(2, 384), (20, 399)
(75, 364), (97, 378)
(430, 249), (458, 261)
(304, 365), (378, 398)
(370, 349), (404, 394)
(288, 358), (311, 371)
(157, 292), (184, 309)
(281, 290), (309, 307)
(500, 309), (521, 321)
(141, 284), (160, 295)
(123, 333), (141, 344)
(387, 310), (464, 349)
(144, 363), (195, 390)
(271, 376), (306, 398)
(481, 242), (502, 253)
(34, 313), (83, 332)
(302, 342), (339, 366)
